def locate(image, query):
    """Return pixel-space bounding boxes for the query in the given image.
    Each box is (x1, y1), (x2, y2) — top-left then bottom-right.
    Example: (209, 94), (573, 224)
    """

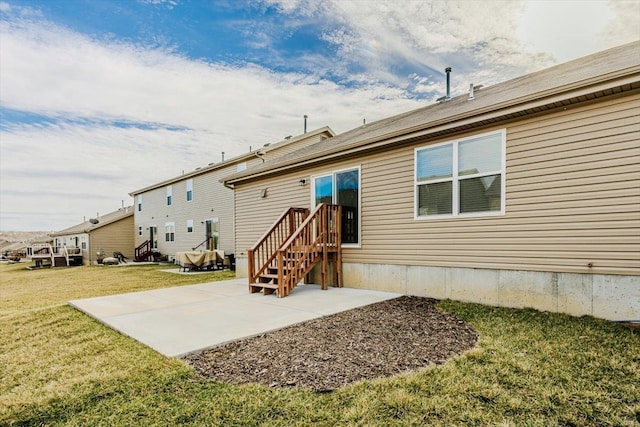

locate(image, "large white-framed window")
(165, 222), (175, 242)
(186, 179), (193, 202)
(311, 166), (361, 246)
(186, 219), (193, 233)
(166, 186), (172, 206)
(415, 129), (505, 219)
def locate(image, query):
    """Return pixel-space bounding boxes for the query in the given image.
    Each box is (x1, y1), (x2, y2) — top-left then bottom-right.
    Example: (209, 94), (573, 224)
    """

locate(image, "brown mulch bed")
(182, 296), (478, 392)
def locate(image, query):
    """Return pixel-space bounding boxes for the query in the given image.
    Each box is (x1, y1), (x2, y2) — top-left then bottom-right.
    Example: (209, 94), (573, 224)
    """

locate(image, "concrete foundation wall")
(236, 256), (248, 278)
(342, 262), (639, 321)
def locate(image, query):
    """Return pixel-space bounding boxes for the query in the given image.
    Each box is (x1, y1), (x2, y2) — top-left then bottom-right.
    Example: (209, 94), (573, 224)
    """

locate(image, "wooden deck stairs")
(134, 240), (155, 262)
(248, 204), (343, 297)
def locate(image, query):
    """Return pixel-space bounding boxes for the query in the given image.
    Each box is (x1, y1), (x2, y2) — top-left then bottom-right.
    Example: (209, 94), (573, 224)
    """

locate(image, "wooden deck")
(30, 244), (82, 267)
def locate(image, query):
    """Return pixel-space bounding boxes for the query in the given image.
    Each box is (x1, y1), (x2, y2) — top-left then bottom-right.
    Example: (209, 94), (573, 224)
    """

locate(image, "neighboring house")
(129, 127), (335, 261)
(52, 206), (135, 265)
(223, 41), (640, 321)
(1, 241), (29, 260)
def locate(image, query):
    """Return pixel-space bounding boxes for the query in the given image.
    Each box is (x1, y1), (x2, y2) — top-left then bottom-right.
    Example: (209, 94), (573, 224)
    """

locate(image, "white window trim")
(310, 165), (362, 248)
(414, 129), (506, 220)
(186, 179), (193, 202)
(186, 219), (193, 233)
(149, 225), (158, 249)
(205, 217), (220, 251)
(165, 221), (175, 242)
(167, 185), (173, 206)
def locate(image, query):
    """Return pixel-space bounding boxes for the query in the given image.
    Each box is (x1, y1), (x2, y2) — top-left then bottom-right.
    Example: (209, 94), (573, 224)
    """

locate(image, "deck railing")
(276, 204), (342, 297)
(248, 207), (309, 286)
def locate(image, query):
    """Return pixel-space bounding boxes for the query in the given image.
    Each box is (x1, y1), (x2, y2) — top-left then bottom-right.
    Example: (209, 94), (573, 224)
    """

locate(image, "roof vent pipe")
(304, 115), (308, 134)
(221, 152), (225, 162)
(468, 83), (475, 100)
(445, 67), (451, 99)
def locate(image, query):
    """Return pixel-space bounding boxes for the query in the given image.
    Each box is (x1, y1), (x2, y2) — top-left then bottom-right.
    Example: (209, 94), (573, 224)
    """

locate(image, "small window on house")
(237, 162), (247, 172)
(165, 222), (175, 242)
(187, 219), (193, 233)
(138, 226), (143, 236)
(415, 129), (505, 218)
(167, 186), (172, 206)
(186, 179), (193, 202)
(137, 195), (142, 212)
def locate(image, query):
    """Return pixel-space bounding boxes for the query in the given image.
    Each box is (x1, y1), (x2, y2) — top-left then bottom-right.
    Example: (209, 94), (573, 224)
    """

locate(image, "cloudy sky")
(1, 0), (638, 231)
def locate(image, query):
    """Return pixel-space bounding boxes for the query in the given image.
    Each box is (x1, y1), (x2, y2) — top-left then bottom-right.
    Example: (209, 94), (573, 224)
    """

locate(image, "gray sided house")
(52, 206), (135, 265)
(129, 127), (335, 261)
(224, 41), (640, 321)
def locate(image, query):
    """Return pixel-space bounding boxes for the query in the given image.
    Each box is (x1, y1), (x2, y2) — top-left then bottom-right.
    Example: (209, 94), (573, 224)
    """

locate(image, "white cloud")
(0, 11), (422, 230)
(516, 0), (619, 62)
(262, 0), (639, 93)
(263, 0), (556, 90)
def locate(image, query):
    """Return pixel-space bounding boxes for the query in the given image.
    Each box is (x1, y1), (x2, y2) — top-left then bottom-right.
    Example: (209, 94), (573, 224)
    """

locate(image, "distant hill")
(0, 231), (52, 243)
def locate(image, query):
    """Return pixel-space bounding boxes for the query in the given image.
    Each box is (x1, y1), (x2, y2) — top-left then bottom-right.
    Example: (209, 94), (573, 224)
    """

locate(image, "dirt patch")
(183, 296), (478, 392)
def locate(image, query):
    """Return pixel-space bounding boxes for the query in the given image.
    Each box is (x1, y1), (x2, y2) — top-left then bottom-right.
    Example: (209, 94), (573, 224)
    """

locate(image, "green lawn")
(1, 262), (638, 426)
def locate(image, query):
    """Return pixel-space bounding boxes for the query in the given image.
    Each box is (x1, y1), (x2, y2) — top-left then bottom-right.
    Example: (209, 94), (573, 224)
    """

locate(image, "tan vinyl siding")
(235, 91), (640, 276)
(133, 165), (236, 257)
(90, 215), (135, 261)
(234, 175), (309, 256)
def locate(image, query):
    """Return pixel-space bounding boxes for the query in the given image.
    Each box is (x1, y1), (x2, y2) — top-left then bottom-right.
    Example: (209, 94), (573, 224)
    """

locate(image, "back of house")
(224, 41), (640, 321)
(129, 127), (334, 262)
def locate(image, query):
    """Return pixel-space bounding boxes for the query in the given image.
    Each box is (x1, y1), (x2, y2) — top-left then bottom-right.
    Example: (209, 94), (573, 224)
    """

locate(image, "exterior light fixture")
(261, 188), (268, 198)
(299, 178), (307, 186)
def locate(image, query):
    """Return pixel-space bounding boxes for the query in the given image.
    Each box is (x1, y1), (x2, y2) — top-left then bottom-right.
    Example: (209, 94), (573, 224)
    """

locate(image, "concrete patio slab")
(69, 278), (400, 357)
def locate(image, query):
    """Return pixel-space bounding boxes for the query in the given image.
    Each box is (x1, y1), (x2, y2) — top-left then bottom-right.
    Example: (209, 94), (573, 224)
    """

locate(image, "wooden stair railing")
(62, 245), (70, 267)
(248, 207), (309, 287)
(135, 240), (152, 261)
(192, 238), (208, 251)
(249, 203), (342, 298)
(49, 244), (55, 267)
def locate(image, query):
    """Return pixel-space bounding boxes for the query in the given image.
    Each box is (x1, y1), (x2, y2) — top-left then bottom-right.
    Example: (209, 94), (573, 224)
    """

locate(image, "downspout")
(88, 232), (93, 265)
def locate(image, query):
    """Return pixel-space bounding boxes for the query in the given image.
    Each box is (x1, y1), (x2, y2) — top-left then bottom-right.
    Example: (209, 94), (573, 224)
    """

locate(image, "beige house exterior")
(224, 41), (640, 321)
(52, 207), (135, 265)
(129, 127), (334, 260)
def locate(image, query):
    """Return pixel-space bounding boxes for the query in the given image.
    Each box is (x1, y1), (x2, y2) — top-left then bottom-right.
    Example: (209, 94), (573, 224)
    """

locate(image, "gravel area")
(183, 296), (478, 392)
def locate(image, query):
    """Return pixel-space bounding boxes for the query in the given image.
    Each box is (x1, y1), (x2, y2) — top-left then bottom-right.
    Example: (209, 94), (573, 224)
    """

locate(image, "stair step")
(251, 282), (278, 290)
